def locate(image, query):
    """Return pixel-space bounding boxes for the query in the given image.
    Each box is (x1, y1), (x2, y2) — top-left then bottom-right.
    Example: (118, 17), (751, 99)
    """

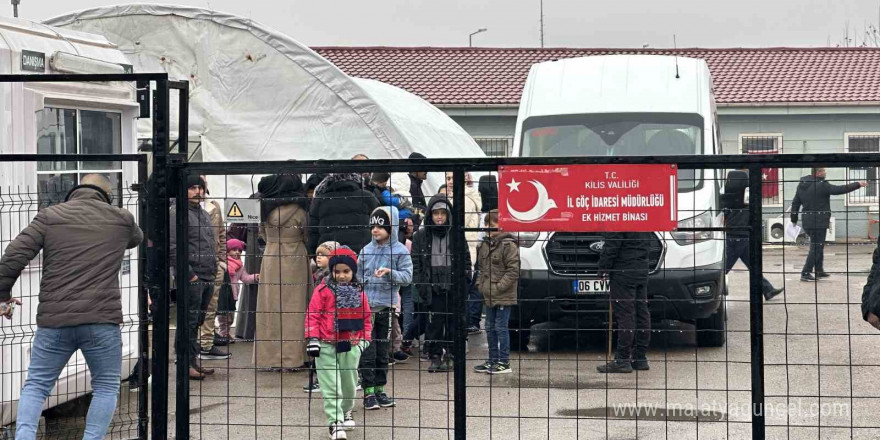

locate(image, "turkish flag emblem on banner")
(498, 164), (679, 232)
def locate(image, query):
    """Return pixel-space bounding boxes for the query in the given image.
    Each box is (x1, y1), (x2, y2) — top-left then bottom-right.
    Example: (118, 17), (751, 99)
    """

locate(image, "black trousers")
(610, 276), (650, 360)
(403, 302), (429, 343)
(359, 306), (392, 389)
(725, 236), (776, 293)
(802, 228), (827, 275)
(175, 280), (213, 365)
(425, 291), (452, 358)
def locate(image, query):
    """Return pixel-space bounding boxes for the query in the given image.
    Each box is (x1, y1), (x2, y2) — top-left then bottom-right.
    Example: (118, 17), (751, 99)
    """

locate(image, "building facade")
(317, 47), (880, 239)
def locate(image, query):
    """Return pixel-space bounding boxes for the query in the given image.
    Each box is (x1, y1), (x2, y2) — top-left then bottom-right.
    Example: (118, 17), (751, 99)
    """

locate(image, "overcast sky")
(20, 0), (880, 48)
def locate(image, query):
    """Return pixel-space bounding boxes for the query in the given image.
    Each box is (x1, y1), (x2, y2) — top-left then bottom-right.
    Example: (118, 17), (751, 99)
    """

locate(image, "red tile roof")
(313, 47), (880, 106)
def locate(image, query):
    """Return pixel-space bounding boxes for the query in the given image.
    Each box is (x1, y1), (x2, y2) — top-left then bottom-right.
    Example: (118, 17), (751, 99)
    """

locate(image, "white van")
(511, 55), (726, 347)
(0, 17), (140, 426)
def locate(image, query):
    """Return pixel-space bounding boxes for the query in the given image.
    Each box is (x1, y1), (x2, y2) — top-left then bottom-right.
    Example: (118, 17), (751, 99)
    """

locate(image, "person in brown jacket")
(473, 210), (520, 375)
(0, 174), (142, 440)
(198, 176), (230, 359)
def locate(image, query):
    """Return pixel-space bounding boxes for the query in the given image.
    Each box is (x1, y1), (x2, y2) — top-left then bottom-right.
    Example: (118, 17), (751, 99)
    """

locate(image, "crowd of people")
(7, 158), (880, 439)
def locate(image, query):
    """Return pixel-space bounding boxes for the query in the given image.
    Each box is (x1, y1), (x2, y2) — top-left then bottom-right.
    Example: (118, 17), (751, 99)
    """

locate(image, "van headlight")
(671, 211), (713, 245)
(517, 232), (541, 248)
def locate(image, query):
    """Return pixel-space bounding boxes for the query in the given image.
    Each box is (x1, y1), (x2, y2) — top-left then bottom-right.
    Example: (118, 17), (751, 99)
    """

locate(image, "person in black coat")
(307, 173), (379, 255)
(478, 175), (498, 213)
(722, 169), (783, 300)
(791, 168), (865, 281)
(410, 194), (471, 372)
(596, 231), (656, 374)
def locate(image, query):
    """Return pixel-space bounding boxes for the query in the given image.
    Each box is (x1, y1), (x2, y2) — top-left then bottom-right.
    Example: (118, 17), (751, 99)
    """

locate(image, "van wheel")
(696, 299), (726, 347)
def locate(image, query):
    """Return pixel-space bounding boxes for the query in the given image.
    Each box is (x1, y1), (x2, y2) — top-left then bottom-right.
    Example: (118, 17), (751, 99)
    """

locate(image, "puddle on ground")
(558, 406), (726, 422)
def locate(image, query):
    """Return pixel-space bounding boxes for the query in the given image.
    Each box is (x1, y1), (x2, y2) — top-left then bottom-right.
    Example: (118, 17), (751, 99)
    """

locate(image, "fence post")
(136, 158), (149, 440)
(150, 78), (171, 440)
(174, 166), (191, 440)
(451, 168), (468, 440)
(748, 166), (766, 439)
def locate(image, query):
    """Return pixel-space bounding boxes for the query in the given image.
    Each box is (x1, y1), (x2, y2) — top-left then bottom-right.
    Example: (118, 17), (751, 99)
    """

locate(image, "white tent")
(45, 4), (483, 196)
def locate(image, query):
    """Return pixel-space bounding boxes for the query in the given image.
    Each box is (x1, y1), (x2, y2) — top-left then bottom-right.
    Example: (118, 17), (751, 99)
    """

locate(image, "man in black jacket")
(861, 241), (880, 331)
(596, 231), (656, 373)
(791, 168), (865, 281)
(723, 169), (783, 300)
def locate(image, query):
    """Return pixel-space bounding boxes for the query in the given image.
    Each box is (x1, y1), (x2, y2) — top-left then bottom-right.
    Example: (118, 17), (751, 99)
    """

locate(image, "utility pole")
(539, 0), (544, 48)
(11, 0), (19, 18)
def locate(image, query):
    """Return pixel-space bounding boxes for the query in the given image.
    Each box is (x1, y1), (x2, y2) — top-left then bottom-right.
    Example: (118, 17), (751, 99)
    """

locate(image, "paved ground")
(33, 244), (880, 440)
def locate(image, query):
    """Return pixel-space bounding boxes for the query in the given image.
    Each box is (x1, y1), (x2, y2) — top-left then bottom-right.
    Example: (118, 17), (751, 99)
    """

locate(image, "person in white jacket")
(445, 172), (485, 334)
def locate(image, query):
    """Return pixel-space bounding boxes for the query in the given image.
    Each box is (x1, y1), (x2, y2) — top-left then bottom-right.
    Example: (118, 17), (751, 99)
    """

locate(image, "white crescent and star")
(506, 179), (557, 223)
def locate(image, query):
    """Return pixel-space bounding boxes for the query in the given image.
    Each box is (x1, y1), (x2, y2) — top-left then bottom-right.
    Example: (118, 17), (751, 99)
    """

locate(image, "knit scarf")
(227, 256), (243, 277)
(327, 281), (364, 332)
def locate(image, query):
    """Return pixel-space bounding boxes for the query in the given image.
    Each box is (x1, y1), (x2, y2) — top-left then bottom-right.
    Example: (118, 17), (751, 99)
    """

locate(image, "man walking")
(0, 175), (142, 440)
(791, 168), (865, 281)
(596, 231), (655, 373)
(170, 175), (219, 379)
(722, 169), (783, 300)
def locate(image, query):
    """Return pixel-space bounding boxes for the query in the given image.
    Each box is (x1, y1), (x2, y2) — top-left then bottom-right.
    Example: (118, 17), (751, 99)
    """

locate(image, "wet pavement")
(14, 244), (880, 440)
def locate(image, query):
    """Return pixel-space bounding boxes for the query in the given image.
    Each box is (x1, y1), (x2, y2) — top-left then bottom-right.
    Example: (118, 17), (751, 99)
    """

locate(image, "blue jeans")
(485, 306), (511, 363)
(16, 324), (122, 440)
(467, 272), (484, 329)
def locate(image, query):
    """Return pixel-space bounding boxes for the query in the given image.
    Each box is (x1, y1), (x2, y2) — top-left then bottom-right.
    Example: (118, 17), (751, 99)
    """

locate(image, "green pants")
(316, 341), (367, 425)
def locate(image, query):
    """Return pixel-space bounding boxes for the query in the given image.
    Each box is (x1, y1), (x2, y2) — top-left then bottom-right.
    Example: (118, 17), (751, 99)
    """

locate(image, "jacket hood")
(314, 173), (364, 196)
(425, 194), (452, 227)
(371, 205), (401, 244)
(489, 232), (517, 244)
(67, 185), (111, 204)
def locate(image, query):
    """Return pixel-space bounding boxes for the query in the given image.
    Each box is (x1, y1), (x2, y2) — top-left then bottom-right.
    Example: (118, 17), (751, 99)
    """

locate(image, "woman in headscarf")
(254, 174), (311, 371)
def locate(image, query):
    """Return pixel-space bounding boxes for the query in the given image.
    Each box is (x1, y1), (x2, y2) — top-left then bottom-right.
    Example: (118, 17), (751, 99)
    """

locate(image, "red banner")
(498, 164), (678, 232)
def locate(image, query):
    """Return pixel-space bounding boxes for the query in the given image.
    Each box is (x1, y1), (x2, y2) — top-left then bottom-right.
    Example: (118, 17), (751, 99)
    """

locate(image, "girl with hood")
(411, 194), (472, 372)
(254, 174), (311, 372)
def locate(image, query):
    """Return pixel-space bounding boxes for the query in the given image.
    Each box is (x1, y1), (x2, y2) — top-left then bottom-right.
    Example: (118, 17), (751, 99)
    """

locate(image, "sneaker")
(376, 392), (396, 407)
(488, 362), (511, 375)
(420, 351), (431, 362)
(342, 410), (355, 430)
(303, 381), (320, 393)
(800, 273), (817, 282)
(401, 346), (415, 357)
(387, 357), (397, 366)
(392, 351), (409, 363)
(597, 359), (634, 374)
(816, 271), (831, 278)
(466, 326), (481, 334)
(329, 423), (347, 440)
(428, 356), (444, 373)
(474, 361), (494, 373)
(429, 356), (453, 373)
(763, 287), (783, 301)
(631, 358), (650, 371)
(363, 394), (380, 410)
(213, 333), (229, 346)
(199, 347), (230, 360)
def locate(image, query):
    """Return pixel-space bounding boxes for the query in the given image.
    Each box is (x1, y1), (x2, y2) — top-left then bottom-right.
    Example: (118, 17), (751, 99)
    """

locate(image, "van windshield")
(521, 113), (704, 191)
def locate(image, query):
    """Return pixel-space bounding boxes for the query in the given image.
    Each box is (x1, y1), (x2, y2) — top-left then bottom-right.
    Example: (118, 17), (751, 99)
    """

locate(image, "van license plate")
(573, 279), (610, 294)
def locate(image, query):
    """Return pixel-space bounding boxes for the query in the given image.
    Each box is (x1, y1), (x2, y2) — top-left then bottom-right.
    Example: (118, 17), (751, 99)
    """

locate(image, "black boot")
(631, 355), (650, 371)
(428, 355), (444, 373)
(597, 359), (633, 373)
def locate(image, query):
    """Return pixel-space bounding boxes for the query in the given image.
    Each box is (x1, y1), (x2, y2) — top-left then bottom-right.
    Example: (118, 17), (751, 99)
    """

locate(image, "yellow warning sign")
(224, 198), (260, 223)
(227, 202), (243, 219)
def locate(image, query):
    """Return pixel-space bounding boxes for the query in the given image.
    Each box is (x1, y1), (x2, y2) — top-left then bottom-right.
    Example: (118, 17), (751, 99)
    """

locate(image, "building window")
(845, 133), (880, 206)
(739, 134), (783, 206)
(474, 137), (512, 157)
(36, 107), (123, 209)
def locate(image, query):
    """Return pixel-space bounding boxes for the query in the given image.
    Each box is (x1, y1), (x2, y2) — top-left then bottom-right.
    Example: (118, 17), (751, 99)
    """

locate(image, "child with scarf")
(303, 240), (342, 393)
(305, 247), (372, 440)
(217, 239), (259, 341)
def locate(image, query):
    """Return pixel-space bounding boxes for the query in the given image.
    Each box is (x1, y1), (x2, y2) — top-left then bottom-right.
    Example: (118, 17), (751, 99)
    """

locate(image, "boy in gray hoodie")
(358, 206), (412, 410)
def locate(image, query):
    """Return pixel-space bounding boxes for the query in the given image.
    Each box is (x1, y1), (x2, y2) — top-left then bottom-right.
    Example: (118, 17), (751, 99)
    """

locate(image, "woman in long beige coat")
(254, 174), (310, 371)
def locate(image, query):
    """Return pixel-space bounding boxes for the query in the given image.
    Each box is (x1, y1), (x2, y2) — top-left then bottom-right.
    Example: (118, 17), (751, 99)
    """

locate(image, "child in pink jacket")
(218, 238), (259, 339)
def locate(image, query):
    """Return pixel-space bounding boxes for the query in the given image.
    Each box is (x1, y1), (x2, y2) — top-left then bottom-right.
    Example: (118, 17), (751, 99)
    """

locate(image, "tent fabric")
(45, 4), (483, 197)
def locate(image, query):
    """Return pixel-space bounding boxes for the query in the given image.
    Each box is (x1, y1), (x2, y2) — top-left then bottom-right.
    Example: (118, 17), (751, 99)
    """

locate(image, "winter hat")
(329, 246), (358, 274)
(317, 240), (342, 254)
(408, 152), (426, 159)
(370, 208), (393, 235)
(186, 174), (206, 189)
(227, 238), (245, 252)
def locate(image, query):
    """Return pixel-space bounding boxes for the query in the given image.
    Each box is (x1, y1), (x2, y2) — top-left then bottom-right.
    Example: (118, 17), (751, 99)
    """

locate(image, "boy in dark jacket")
(472, 210), (519, 375)
(411, 194), (471, 372)
(308, 173), (379, 255)
(791, 168), (866, 281)
(596, 231), (656, 374)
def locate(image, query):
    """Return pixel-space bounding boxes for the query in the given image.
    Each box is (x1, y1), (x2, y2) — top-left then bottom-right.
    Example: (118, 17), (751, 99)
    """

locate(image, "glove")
(306, 338), (321, 358)
(790, 214), (798, 225)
